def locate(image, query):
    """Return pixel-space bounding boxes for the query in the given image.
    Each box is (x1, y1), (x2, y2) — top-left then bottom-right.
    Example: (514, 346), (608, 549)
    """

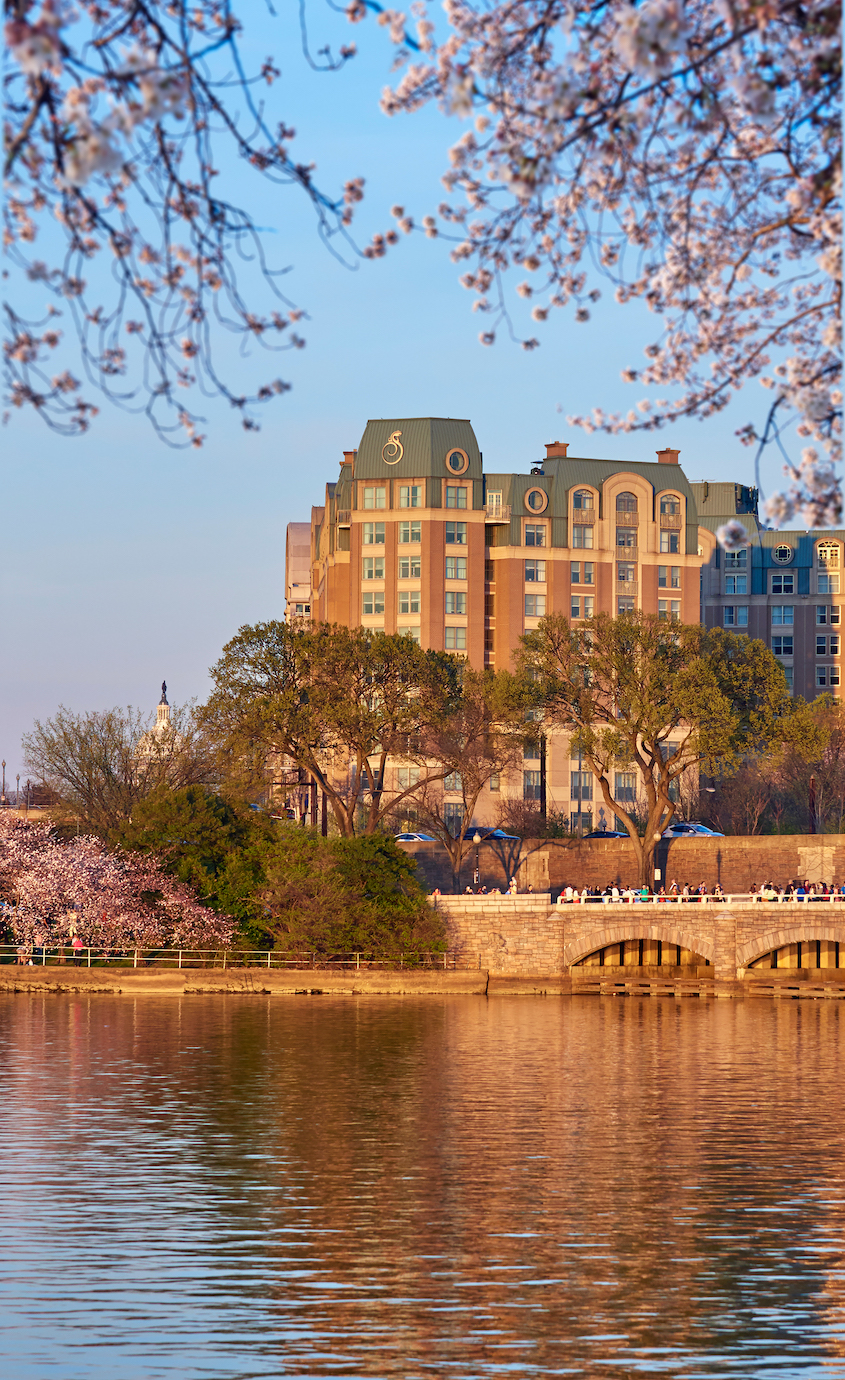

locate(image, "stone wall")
(406, 833), (845, 896)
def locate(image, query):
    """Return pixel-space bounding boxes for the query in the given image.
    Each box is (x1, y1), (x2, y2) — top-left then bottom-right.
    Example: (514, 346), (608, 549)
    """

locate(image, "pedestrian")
(72, 935), (84, 966)
(508, 877), (517, 895)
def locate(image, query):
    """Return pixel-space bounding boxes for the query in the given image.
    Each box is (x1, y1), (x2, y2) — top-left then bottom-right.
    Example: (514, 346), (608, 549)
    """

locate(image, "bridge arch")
(564, 920), (715, 968)
(738, 923), (845, 968)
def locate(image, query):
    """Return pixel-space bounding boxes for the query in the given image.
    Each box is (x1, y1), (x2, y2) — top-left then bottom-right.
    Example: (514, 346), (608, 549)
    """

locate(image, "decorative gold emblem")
(382, 431), (404, 464)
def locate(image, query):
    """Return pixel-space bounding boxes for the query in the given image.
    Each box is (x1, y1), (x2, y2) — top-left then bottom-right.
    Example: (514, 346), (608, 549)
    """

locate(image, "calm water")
(1, 995), (844, 1379)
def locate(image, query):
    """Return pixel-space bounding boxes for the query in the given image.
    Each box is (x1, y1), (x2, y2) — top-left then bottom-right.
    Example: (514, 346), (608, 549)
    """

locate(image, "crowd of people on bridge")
(434, 879), (845, 902)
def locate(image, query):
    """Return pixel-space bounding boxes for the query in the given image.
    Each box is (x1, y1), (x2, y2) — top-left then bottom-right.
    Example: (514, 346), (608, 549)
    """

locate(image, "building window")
(525, 488), (548, 513)
(616, 528), (637, 548)
(818, 635), (840, 656)
(399, 520), (421, 543)
(772, 573), (794, 594)
(660, 496), (680, 516)
(571, 595), (595, 619)
(443, 802), (464, 835)
(772, 636), (794, 656)
(445, 521), (467, 545)
(363, 521), (385, 545)
(398, 626), (421, 643)
(526, 523), (547, 547)
(525, 559), (546, 582)
(489, 773), (500, 792)
(571, 561), (595, 584)
(445, 485), (468, 509)
(395, 766), (420, 788)
(399, 555), (421, 579)
(399, 589), (421, 615)
(618, 597), (636, 615)
(446, 448), (469, 475)
(659, 530), (680, 554)
(818, 667), (829, 687)
(445, 591), (467, 615)
(818, 543), (840, 568)
(725, 549), (747, 568)
(782, 666), (794, 692)
(659, 600), (681, 622)
(772, 605), (795, 625)
(658, 565), (681, 589)
(399, 484), (422, 508)
(445, 626), (467, 650)
(571, 771), (593, 802)
(723, 606), (748, 627)
(819, 573), (841, 594)
(446, 556), (467, 579)
(725, 574), (747, 594)
(525, 593), (546, 617)
(773, 544), (792, 564)
(362, 556), (385, 580)
(362, 485), (386, 510)
(362, 591), (385, 616)
(616, 492), (638, 513)
(573, 525), (594, 549)
(617, 562), (636, 584)
(444, 771), (462, 792)
(523, 770), (542, 801)
(570, 811), (593, 833)
(573, 489), (593, 510)
(294, 603), (310, 615)
(524, 739), (541, 760)
(614, 771), (636, 803)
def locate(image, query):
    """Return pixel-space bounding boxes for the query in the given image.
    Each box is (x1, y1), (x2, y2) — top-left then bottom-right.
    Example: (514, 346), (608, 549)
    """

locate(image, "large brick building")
(285, 416), (840, 831)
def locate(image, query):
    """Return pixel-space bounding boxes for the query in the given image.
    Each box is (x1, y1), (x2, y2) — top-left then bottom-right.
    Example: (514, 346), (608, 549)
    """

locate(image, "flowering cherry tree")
(368, 0), (841, 524)
(0, 814), (234, 949)
(4, 0), (376, 446)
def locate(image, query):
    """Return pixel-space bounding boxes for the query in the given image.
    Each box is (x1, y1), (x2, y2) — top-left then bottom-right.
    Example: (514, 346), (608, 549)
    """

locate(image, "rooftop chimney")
(545, 441), (569, 458)
(340, 450), (356, 473)
(656, 446), (680, 464)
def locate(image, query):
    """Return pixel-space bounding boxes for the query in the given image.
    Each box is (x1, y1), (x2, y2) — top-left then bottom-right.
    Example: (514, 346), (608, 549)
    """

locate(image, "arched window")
(660, 495), (680, 516)
(573, 489), (593, 510)
(817, 542), (840, 569)
(616, 492), (637, 513)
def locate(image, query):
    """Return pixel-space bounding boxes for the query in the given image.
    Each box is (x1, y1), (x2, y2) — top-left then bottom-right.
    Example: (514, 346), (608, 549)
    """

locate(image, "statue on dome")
(160, 680), (168, 705)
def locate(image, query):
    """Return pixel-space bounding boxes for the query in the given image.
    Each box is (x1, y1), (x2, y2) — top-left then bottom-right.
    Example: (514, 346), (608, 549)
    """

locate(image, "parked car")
(393, 831), (437, 843)
(461, 826), (521, 841)
(662, 821), (725, 838)
(584, 829), (629, 839)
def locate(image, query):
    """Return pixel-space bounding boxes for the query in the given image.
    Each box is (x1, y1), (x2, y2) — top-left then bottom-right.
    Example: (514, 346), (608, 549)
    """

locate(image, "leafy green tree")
(407, 667), (528, 891)
(22, 703), (215, 837)
(258, 829), (444, 958)
(520, 611), (806, 886)
(116, 786), (276, 934)
(201, 621), (460, 837)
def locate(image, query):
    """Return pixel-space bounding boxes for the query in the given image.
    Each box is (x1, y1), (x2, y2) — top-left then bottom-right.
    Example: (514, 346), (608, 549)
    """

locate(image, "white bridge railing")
(0, 946), (466, 971)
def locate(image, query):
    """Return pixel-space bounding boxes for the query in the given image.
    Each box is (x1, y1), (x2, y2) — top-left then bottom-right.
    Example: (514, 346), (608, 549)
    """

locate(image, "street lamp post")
(473, 831), (482, 887)
(1, 760), (5, 806)
(16, 775), (20, 811)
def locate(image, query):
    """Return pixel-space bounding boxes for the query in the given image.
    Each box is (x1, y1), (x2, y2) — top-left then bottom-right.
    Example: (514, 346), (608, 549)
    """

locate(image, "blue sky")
(3, 6), (792, 783)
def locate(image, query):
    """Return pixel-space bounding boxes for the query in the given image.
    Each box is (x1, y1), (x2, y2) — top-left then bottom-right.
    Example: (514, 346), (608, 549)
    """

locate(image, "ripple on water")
(0, 994), (843, 1379)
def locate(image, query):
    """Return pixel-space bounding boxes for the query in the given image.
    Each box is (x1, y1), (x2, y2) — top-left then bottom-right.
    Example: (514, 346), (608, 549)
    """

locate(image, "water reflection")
(1, 995), (843, 1378)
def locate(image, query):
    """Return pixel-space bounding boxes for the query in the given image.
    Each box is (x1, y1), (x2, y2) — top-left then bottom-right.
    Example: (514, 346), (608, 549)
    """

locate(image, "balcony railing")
(572, 511), (596, 523)
(613, 509), (639, 524)
(336, 509), (351, 527)
(485, 502), (512, 522)
(659, 512), (683, 529)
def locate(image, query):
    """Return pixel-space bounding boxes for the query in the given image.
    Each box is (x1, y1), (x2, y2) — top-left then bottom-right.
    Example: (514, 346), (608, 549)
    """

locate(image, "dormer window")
(573, 490), (593, 510)
(660, 496), (680, 516)
(818, 542), (840, 569)
(616, 492), (637, 513)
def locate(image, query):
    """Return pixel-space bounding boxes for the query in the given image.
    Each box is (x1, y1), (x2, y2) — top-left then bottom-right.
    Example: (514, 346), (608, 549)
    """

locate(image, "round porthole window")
(445, 448), (470, 475)
(525, 487), (549, 514)
(773, 544), (793, 564)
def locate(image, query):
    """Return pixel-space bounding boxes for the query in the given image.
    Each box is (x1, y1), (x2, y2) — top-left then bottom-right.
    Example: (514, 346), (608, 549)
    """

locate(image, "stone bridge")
(436, 896), (845, 983)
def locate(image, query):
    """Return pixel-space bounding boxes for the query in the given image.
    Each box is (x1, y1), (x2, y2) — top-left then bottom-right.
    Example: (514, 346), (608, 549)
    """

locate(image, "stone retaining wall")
(406, 833), (845, 895)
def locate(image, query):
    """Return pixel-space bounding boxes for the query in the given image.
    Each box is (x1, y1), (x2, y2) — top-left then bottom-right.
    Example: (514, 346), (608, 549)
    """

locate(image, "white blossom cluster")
(370, 0), (842, 530)
(4, 1), (371, 445)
